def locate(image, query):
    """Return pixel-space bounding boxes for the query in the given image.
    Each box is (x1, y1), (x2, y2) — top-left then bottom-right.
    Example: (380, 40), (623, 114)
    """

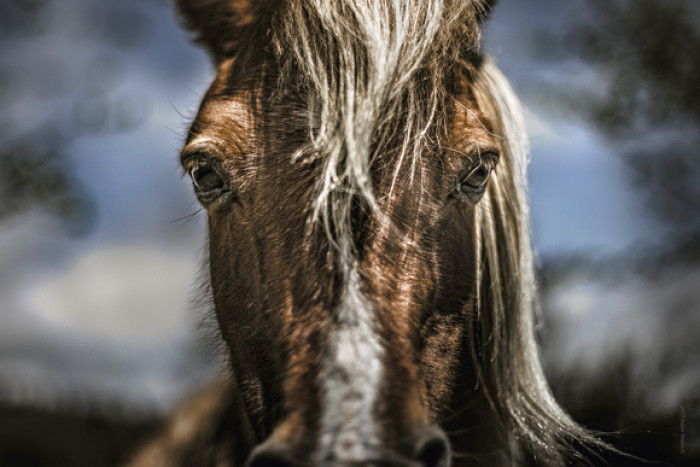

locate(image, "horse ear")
(174, 0), (275, 63)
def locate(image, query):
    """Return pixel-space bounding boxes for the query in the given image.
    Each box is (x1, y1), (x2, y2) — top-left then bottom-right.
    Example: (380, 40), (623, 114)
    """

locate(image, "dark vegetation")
(0, 403), (156, 467)
(529, 0), (700, 264)
(0, 0), (152, 236)
(571, 0), (700, 263)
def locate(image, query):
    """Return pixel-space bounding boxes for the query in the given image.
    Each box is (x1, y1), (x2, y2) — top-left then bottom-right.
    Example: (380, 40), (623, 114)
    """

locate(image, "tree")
(555, 0), (700, 263)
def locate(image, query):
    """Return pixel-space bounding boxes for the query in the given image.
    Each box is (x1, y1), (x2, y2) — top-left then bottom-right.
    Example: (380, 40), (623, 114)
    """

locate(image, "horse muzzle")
(245, 426), (451, 467)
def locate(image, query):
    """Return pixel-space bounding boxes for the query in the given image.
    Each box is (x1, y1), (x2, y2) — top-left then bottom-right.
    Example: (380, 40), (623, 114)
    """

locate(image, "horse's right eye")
(187, 159), (230, 205)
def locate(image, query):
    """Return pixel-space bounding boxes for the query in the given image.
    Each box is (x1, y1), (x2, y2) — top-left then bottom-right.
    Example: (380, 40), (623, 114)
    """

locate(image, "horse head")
(165, 1), (604, 465)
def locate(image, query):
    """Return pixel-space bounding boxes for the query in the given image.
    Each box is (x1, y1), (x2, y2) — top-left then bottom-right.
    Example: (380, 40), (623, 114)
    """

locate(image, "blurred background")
(0, 0), (697, 465)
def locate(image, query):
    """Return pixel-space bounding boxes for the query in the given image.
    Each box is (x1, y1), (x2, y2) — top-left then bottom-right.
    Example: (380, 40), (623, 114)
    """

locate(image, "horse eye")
(454, 158), (494, 201)
(188, 159), (229, 204)
(462, 163), (491, 191)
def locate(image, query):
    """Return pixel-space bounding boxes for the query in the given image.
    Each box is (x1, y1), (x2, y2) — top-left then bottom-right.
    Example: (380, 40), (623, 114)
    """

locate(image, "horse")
(127, 1), (609, 465)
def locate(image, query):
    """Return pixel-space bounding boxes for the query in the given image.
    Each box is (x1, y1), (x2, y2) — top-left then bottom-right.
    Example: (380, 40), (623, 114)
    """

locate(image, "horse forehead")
(192, 61), (495, 158)
(192, 97), (250, 140)
(186, 60), (249, 137)
(449, 79), (496, 146)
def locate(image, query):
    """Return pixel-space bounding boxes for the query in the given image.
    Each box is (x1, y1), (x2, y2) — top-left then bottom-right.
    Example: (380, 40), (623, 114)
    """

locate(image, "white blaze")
(319, 266), (383, 461)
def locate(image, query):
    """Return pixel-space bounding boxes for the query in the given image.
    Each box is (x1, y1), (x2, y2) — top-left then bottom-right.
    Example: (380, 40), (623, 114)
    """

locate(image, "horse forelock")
(269, 0), (492, 255)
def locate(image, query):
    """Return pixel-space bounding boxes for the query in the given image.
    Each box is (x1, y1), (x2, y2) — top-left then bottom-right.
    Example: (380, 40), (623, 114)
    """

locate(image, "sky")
(0, 0), (684, 416)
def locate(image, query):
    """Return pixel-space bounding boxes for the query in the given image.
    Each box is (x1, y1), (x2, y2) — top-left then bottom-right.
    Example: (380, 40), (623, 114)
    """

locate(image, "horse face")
(177, 1), (499, 465)
(167, 2), (613, 465)
(181, 70), (499, 466)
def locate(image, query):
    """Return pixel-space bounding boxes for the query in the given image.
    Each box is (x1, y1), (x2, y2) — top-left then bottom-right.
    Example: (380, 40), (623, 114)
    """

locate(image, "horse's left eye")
(454, 157), (496, 202)
(462, 163), (491, 191)
(187, 159), (230, 205)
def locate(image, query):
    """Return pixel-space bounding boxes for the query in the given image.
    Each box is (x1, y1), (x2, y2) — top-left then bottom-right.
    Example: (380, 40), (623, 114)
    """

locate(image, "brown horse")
(128, 1), (609, 465)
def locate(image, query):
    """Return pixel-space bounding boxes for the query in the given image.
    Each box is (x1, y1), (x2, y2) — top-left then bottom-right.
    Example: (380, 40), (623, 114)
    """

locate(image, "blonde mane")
(473, 61), (610, 463)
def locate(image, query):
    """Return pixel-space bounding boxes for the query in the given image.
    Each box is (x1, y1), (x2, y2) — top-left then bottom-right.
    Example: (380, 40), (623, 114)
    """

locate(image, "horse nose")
(246, 442), (302, 467)
(246, 427), (450, 467)
(415, 427), (451, 467)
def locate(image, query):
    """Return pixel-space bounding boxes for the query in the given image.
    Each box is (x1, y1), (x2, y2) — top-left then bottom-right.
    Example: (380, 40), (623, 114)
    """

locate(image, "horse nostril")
(416, 427), (451, 467)
(246, 443), (301, 467)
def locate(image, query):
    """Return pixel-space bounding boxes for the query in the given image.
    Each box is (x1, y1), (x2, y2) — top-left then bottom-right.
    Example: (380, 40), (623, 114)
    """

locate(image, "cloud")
(0, 222), (217, 416)
(543, 266), (700, 414)
(26, 247), (192, 347)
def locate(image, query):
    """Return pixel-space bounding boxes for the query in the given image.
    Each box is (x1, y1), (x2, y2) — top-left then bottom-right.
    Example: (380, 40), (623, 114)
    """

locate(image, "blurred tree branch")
(0, 0), (151, 237)
(531, 0), (700, 265)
